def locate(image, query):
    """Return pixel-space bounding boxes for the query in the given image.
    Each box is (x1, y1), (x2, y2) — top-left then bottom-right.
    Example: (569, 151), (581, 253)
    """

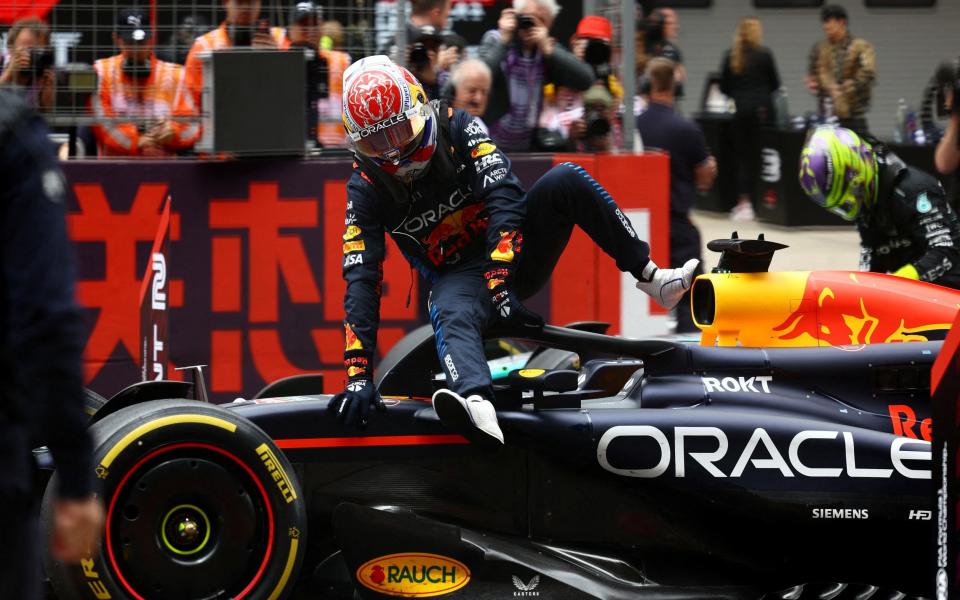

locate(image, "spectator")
(804, 4), (875, 134)
(539, 15), (624, 151)
(175, 0), (285, 148)
(0, 18), (54, 112)
(156, 15), (212, 65)
(640, 8), (685, 98)
(379, 0), (457, 102)
(92, 9), (193, 157)
(0, 89), (104, 600)
(450, 59), (492, 129)
(636, 58), (717, 333)
(320, 19), (346, 52)
(282, 1), (351, 147)
(479, 0), (594, 152)
(720, 16), (780, 221)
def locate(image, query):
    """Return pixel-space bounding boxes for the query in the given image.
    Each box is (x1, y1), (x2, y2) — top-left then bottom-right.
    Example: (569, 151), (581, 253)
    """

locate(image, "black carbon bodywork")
(225, 325), (937, 598)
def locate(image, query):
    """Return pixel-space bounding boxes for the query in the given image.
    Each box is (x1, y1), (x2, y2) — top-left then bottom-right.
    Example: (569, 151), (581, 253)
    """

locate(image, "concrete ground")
(692, 209), (861, 273)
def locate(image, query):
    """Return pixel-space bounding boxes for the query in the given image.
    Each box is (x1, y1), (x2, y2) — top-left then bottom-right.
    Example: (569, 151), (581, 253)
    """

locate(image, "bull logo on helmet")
(346, 70), (401, 129)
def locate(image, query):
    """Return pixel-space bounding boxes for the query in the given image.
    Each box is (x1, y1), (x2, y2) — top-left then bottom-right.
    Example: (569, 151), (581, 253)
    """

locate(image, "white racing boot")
(635, 258), (699, 310)
(432, 389), (504, 448)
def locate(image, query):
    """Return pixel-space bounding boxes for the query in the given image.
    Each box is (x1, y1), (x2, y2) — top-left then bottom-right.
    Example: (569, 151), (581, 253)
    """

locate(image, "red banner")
(62, 155), (668, 401)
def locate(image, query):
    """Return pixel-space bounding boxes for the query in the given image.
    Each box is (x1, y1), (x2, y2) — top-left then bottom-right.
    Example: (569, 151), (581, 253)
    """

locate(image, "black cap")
(821, 4), (848, 22)
(289, 1), (322, 25)
(412, 25), (443, 44)
(117, 8), (150, 42)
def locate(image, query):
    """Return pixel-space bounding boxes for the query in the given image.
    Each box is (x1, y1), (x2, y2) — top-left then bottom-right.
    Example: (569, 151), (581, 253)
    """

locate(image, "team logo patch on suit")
(470, 142), (496, 159)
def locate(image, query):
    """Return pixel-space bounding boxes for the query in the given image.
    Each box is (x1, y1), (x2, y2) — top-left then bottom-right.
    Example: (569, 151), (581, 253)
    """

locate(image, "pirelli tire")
(42, 399), (307, 600)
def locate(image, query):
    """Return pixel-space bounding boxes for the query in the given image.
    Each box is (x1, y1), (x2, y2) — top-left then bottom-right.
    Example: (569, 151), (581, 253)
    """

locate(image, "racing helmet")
(342, 55), (437, 179)
(798, 126), (878, 221)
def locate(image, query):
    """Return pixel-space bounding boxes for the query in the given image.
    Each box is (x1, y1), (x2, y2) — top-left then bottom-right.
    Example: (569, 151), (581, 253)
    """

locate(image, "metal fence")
(1, 0), (639, 156)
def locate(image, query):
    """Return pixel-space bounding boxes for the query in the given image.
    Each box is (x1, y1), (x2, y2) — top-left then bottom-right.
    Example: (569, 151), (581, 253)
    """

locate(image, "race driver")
(799, 126), (960, 288)
(330, 55), (697, 445)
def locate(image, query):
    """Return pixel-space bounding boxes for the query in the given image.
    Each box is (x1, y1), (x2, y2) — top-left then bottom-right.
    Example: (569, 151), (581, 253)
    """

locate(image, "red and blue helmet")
(342, 55), (437, 179)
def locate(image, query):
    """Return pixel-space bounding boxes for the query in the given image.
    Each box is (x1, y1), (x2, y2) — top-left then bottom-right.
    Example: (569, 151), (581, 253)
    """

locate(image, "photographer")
(479, 0), (594, 152)
(934, 60), (959, 181)
(379, 0), (458, 102)
(539, 16), (620, 151)
(0, 18), (54, 112)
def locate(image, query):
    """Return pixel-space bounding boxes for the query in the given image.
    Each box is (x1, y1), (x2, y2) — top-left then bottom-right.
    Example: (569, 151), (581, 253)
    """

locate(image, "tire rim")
(105, 443), (275, 600)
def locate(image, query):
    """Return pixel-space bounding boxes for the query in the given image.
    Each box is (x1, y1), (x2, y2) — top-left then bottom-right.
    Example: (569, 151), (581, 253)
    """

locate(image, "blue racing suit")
(342, 104), (652, 400)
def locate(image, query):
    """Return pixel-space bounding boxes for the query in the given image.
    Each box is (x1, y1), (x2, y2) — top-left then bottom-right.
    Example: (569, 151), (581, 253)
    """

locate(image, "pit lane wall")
(61, 154), (669, 401)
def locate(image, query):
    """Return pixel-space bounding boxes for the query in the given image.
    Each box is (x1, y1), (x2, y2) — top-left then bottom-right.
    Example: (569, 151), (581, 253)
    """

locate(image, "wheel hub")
(160, 504), (210, 556)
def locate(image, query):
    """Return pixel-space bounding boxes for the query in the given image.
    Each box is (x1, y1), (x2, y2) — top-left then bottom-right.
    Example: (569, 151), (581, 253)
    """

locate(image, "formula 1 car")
(40, 237), (960, 600)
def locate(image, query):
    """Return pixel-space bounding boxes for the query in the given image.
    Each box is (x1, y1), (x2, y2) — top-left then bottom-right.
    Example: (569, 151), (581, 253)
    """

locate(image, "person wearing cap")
(92, 9), (193, 156)
(281, 1), (351, 147)
(800, 126), (960, 288)
(539, 15), (624, 152)
(479, 0), (594, 152)
(174, 0), (286, 149)
(804, 4), (875, 134)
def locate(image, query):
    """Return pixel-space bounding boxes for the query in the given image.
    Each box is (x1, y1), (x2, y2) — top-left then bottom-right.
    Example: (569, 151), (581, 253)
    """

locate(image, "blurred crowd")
(0, 0), (956, 188)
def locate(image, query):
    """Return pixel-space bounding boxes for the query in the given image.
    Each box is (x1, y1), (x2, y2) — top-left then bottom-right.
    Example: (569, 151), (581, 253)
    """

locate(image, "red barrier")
(62, 154), (669, 400)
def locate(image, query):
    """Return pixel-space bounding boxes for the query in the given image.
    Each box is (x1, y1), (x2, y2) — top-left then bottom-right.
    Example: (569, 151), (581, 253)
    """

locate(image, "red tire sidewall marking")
(104, 441), (276, 600)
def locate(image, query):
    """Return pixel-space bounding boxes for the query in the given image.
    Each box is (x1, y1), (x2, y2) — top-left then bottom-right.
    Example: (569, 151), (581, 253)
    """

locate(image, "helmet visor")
(349, 103), (428, 160)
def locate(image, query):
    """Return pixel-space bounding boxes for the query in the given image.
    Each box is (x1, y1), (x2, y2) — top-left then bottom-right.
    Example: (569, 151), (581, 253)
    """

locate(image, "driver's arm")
(453, 110), (527, 282)
(341, 174), (386, 382)
(894, 184), (960, 283)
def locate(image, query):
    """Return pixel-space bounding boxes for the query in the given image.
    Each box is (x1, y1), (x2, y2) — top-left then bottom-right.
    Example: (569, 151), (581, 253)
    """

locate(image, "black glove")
(485, 267), (544, 331)
(328, 379), (384, 428)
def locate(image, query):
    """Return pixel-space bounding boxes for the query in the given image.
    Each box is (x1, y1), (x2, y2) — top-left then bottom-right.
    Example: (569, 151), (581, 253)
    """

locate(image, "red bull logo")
(470, 142), (496, 159)
(694, 270), (960, 348)
(773, 272), (958, 346)
(344, 323), (363, 351)
(347, 365), (366, 378)
(491, 230), (518, 263)
(487, 277), (505, 290)
(421, 203), (487, 267)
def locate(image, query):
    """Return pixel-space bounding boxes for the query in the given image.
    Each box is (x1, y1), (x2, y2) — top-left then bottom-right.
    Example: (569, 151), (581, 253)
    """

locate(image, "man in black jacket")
(331, 56), (697, 445)
(0, 91), (103, 597)
(800, 125), (960, 288)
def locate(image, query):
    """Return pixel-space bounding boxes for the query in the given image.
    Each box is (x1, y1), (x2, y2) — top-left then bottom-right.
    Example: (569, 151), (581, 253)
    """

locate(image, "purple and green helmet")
(798, 126), (878, 221)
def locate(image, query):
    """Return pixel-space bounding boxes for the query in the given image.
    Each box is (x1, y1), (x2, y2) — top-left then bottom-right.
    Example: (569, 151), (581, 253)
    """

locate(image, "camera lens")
(517, 15), (535, 30)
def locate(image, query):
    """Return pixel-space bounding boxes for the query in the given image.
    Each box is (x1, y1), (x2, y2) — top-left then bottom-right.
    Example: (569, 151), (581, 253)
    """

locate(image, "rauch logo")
(356, 553), (470, 597)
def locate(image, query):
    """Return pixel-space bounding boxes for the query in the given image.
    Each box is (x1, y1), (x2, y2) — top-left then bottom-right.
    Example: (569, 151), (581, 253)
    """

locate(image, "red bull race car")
(39, 236), (960, 600)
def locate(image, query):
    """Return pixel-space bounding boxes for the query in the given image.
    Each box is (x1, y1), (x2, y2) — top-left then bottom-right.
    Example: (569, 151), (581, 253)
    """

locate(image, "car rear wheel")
(43, 399), (306, 600)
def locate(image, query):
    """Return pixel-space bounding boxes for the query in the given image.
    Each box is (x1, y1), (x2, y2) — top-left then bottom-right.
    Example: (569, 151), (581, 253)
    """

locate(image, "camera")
(409, 43), (430, 70)
(517, 15), (536, 30)
(584, 109), (611, 140)
(228, 24), (254, 46)
(583, 38), (612, 80)
(28, 48), (54, 80)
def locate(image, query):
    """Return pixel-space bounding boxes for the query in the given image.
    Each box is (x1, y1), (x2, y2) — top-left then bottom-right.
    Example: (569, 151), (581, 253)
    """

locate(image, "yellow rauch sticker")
(356, 553), (470, 597)
(519, 369), (545, 378)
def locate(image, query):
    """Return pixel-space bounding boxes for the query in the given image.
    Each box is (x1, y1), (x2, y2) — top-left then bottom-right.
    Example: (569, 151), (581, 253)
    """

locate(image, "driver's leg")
(514, 162), (652, 299)
(427, 262), (494, 401)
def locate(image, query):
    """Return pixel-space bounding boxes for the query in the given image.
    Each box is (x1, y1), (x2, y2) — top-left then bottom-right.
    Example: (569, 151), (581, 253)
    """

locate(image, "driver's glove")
(485, 267), (544, 331)
(328, 379), (384, 428)
(635, 258), (699, 310)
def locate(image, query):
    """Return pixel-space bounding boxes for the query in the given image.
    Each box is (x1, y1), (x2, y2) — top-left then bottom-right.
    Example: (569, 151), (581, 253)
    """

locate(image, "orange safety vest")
(92, 54), (189, 156)
(174, 23), (287, 149)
